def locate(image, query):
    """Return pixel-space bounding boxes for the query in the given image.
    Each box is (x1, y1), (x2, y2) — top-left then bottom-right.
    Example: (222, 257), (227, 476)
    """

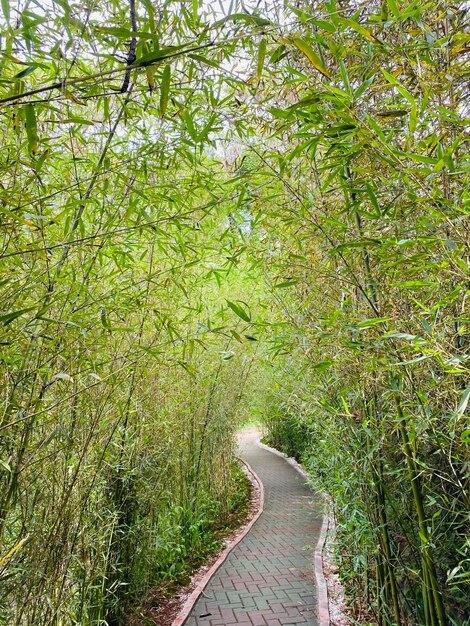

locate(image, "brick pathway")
(184, 432), (323, 625)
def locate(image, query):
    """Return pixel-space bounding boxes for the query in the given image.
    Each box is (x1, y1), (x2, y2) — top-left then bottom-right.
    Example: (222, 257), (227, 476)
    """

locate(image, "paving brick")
(183, 437), (322, 625)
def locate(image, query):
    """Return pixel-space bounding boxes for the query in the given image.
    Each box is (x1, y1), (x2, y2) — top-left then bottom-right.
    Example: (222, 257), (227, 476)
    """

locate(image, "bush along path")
(179, 429), (325, 626)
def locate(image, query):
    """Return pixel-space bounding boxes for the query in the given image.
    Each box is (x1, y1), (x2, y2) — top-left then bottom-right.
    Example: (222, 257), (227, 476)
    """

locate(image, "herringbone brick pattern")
(184, 437), (323, 625)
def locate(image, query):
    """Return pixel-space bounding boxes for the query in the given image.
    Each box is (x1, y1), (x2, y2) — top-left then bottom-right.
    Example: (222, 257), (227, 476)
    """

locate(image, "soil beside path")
(183, 428), (324, 626)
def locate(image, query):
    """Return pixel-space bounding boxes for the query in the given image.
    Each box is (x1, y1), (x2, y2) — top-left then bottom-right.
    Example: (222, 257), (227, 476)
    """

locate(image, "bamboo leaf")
(160, 64), (171, 116)
(382, 69), (400, 85)
(0, 306), (36, 325)
(397, 85), (416, 106)
(383, 332), (421, 341)
(0, 537), (29, 568)
(100, 307), (111, 329)
(55, 372), (74, 382)
(312, 360), (333, 370)
(198, 113), (217, 142)
(188, 53), (220, 68)
(14, 65), (37, 79)
(146, 66), (155, 91)
(24, 104), (38, 155)
(1, 0), (9, 22)
(391, 281), (437, 288)
(289, 37), (330, 78)
(135, 44), (187, 67)
(0, 458), (11, 472)
(455, 384), (470, 420)
(387, 0), (400, 18)
(339, 17), (382, 44)
(354, 317), (390, 329)
(257, 38), (267, 83)
(0, 205), (34, 226)
(182, 110), (198, 141)
(376, 109), (409, 117)
(365, 183), (381, 217)
(311, 19), (336, 33)
(269, 44), (286, 64)
(226, 300), (251, 323)
(274, 280), (299, 288)
(230, 330), (244, 343)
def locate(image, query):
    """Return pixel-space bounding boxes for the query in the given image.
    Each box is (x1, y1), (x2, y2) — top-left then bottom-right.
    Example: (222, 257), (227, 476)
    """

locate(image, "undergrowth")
(127, 460), (251, 625)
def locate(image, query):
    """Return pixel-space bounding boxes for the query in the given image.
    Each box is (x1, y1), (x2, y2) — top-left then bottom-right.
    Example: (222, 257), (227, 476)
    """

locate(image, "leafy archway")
(0, 1), (468, 624)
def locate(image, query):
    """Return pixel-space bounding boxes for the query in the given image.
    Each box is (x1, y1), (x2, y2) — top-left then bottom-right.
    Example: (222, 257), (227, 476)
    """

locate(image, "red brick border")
(171, 460), (264, 626)
(314, 507), (331, 625)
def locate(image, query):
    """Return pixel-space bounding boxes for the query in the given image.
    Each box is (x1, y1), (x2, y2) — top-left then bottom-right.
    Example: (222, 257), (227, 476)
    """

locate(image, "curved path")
(184, 430), (324, 625)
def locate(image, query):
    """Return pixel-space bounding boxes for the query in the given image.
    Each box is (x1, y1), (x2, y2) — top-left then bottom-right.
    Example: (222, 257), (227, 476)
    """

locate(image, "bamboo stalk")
(393, 390), (447, 626)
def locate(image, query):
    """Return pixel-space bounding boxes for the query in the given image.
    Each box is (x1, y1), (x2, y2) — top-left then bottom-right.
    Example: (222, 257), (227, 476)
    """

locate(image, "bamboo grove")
(0, 0), (469, 625)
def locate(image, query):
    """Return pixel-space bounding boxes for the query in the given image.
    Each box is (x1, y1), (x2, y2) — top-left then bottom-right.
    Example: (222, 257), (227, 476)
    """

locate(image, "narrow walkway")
(184, 429), (323, 625)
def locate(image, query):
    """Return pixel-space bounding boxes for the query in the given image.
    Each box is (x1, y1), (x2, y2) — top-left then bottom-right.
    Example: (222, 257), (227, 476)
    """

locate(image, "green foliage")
(0, 1), (270, 622)
(255, 1), (470, 623)
(0, 0), (468, 625)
